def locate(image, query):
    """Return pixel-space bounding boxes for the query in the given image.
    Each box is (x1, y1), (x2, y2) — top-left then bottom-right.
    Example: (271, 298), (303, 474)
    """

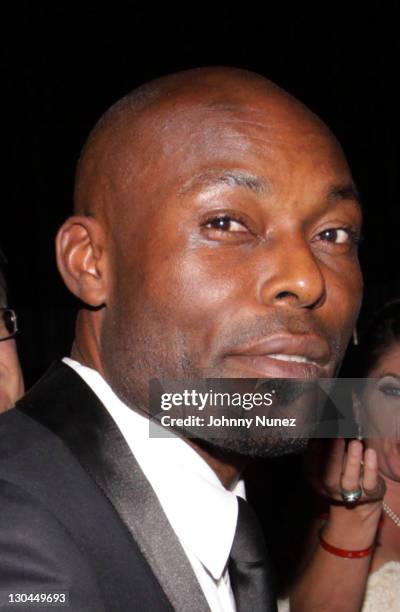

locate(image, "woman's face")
(361, 343), (400, 481)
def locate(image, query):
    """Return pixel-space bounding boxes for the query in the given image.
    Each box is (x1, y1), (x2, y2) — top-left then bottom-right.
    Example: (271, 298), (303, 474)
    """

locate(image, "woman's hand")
(305, 439), (385, 548)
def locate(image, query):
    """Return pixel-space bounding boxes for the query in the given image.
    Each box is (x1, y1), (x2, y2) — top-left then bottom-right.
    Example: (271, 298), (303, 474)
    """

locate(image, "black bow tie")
(229, 497), (277, 612)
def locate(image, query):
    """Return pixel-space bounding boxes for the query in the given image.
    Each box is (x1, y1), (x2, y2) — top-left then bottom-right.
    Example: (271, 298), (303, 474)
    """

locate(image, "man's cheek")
(328, 267), (362, 320)
(171, 255), (239, 306)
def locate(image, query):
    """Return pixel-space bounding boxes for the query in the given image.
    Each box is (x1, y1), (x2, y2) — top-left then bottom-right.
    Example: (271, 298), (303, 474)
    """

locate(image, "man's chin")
(192, 433), (309, 459)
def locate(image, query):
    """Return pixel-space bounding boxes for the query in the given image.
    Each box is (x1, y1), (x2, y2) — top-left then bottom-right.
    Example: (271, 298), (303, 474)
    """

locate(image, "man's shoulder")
(0, 403), (97, 522)
(0, 405), (62, 473)
(0, 360), (101, 478)
(0, 362), (104, 516)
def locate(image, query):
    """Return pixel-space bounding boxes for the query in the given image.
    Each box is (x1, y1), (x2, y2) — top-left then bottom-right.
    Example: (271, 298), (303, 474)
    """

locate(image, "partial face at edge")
(99, 92), (362, 456)
(0, 291), (24, 412)
(362, 345), (400, 481)
(0, 338), (24, 412)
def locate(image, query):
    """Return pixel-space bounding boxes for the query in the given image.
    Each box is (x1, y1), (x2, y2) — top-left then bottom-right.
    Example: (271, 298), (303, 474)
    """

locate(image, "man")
(0, 254), (24, 413)
(0, 67), (362, 611)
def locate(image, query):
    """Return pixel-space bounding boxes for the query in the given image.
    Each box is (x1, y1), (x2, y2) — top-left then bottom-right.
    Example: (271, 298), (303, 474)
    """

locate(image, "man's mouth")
(226, 334), (332, 379)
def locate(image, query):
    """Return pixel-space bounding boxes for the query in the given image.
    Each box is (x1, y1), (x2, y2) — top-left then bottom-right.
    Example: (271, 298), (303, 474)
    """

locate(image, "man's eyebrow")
(179, 169), (270, 196)
(328, 184), (362, 208)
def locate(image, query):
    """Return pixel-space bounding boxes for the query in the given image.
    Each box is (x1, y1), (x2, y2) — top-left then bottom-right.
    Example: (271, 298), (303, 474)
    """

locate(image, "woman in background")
(283, 300), (400, 612)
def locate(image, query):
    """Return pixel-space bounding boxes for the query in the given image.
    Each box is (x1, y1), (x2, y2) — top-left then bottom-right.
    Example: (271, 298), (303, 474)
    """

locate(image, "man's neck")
(187, 438), (248, 489)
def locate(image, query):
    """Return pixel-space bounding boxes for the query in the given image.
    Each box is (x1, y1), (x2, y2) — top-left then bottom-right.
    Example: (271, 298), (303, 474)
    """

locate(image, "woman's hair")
(355, 299), (400, 377)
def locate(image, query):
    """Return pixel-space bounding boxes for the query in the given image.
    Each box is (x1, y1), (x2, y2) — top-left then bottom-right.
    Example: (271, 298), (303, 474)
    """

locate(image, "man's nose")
(257, 238), (326, 309)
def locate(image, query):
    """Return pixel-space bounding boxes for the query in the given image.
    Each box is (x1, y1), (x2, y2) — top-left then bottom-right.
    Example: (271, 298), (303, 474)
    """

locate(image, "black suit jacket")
(0, 362), (214, 612)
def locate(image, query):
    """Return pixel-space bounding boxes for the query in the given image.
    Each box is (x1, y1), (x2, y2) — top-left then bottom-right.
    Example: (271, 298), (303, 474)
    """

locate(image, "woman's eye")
(318, 228), (353, 244)
(204, 216), (246, 232)
(378, 384), (400, 397)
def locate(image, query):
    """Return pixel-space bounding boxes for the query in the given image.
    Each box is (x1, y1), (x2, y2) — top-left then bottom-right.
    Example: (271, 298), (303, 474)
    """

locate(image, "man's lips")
(226, 334), (332, 378)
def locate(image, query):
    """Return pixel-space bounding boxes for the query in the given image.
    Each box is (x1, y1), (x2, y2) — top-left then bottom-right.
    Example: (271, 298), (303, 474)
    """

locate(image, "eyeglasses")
(0, 308), (18, 341)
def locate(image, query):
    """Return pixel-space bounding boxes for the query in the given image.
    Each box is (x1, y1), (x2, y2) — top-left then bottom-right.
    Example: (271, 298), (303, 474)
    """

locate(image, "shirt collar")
(63, 357), (246, 580)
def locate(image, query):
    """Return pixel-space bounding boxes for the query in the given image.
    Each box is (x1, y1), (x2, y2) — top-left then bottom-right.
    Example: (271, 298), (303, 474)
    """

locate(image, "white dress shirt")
(63, 358), (246, 612)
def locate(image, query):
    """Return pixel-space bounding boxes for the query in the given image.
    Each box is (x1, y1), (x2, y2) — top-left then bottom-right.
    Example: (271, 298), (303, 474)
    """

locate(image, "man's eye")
(204, 216), (246, 232)
(317, 228), (357, 245)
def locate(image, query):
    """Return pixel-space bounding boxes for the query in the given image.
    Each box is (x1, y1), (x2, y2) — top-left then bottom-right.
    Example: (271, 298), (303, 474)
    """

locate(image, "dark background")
(2, 1), (400, 386)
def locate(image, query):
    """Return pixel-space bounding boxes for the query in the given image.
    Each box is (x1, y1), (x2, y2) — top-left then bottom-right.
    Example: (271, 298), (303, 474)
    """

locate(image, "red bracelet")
(318, 529), (374, 559)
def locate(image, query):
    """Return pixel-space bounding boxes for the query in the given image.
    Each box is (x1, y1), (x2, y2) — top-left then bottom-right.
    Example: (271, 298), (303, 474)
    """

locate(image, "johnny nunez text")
(159, 415), (297, 429)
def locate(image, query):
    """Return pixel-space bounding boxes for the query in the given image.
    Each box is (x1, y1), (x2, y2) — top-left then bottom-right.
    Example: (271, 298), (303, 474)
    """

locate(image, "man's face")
(100, 94), (362, 453)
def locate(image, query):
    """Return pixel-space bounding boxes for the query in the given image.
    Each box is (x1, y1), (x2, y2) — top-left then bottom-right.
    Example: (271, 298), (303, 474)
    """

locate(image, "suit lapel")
(20, 362), (211, 612)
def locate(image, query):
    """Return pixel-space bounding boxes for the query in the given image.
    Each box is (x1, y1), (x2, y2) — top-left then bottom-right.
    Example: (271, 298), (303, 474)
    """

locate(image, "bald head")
(73, 67), (334, 223)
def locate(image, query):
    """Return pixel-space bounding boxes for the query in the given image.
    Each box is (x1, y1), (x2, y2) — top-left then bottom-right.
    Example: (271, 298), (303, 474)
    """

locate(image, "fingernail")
(365, 449), (377, 468)
(350, 441), (360, 456)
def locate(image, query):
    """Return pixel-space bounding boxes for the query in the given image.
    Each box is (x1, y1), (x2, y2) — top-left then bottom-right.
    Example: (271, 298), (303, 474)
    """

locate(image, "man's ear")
(56, 216), (109, 306)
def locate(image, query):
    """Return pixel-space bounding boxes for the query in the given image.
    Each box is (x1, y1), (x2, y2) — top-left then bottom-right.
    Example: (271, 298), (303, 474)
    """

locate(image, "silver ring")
(340, 487), (362, 504)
